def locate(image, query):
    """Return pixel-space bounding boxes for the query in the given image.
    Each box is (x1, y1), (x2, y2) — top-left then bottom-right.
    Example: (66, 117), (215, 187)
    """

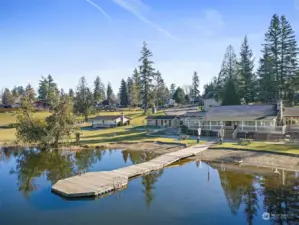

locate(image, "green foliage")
(119, 79), (129, 106)
(173, 87), (185, 104)
(170, 83), (176, 99)
(37, 75), (58, 106)
(106, 82), (114, 104)
(93, 76), (105, 103)
(25, 84), (36, 102)
(16, 96), (75, 148)
(191, 71), (200, 100)
(2, 88), (14, 105)
(73, 77), (94, 121)
(238, 36), (256, 103)
(222, 78), (241, 105)
(138, 42), (156, 113)
(154, 71), (168, 106)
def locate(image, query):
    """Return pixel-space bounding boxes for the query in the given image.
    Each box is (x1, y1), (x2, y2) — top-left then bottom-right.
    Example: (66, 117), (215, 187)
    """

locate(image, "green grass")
(0, 111), (50, 126)
(211, 142), (299, 155)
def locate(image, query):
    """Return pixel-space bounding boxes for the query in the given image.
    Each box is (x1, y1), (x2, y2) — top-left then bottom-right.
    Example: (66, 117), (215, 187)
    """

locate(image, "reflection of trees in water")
(142, 169), (164, 209)
(262, 171), (299, 224)
(5, 148), (105, 197)
(127, 151), (159, 164)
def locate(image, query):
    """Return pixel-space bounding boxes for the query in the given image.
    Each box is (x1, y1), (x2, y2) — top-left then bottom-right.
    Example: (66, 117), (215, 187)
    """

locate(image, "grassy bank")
(210, 142), (299, 155)
(0, 110), (196, 147)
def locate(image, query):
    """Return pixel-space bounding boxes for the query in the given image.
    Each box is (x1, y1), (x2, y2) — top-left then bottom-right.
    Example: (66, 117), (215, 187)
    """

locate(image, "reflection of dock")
(52, 144), (210, 198)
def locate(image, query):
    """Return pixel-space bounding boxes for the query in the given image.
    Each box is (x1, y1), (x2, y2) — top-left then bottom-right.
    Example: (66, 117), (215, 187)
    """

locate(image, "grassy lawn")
(0, 109), (197, 146)
(211, 142), (299, 155)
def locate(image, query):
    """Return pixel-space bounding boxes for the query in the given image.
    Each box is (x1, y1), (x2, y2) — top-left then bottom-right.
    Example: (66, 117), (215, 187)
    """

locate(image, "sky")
(1, 0), (299, 93)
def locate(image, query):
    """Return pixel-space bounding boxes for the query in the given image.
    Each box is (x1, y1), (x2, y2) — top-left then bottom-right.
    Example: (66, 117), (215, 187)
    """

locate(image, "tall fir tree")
(173, 87), (185, 104)
(238, 36), (256, 103)
(73, 77), (93, 121)
(106, 82), (114, 105)
(38, 75), (58, 106)
(170, 83), (176, 99)
(155, 71), (168, 106)
(280, 15), (299, 103)
(68, 88), (74, 98)
(191, 71), (200, 101)
(93, 76), (105, 103)
(222, 77), (241, 105)
(132, 68), (141, 105)
(25, 84), (36, 102)
(2, 88), (14, 105)
(138, 42), (155, 114)
(119, 79), (129, 106)
(217, 45), (239, 101)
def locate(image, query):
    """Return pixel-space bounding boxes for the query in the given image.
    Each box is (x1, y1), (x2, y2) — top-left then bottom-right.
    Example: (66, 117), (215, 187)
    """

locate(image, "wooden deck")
(52, 144), (210, 198)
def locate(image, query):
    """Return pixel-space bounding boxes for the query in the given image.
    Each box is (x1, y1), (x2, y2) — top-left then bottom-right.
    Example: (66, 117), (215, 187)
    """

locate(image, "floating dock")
(52, 144), (209, 198)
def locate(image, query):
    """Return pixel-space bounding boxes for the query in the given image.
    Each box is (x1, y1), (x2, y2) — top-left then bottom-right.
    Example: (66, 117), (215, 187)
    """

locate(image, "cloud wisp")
(85, 0), (112, 20)
(112, 0), (177, 41)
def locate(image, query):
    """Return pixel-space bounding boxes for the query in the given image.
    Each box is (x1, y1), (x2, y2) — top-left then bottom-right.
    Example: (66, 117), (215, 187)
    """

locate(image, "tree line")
(203, 14), (299, 106)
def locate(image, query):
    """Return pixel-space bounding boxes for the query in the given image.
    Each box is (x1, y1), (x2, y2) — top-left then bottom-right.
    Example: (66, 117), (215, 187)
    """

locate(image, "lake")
(0, 147), (298, 225)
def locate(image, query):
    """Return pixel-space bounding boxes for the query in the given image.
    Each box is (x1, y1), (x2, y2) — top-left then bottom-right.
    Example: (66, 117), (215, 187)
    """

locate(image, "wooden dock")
(52, 144), (209, 198)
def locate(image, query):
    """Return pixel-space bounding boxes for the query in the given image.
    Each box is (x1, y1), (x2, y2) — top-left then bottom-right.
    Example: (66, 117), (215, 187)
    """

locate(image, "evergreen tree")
(238, 36), (256, 103)
(155, 71), (168, 106)
(106, 82), (114, 105)
(263, 14), (281, 99)
(170, 83), (176, 99)
(280, 15), (299, 103)
(38, 75), (58, 106)
(191, 71), (200, 101)
(222, 78), (241, 105)
(138, 42), (155, 114)
(119, 79), (129, 106)
(25, 84), (36, 102)
(68, 88), (74, 98)
(2, 88), (14, 105)
(93, 76), (105, 103)
(73, 77), (93, 121)
(132, 68), (141, 104)
(173, 87), (185, 104)
(127, 77), (134, 106)
(217, 45), (239, 100)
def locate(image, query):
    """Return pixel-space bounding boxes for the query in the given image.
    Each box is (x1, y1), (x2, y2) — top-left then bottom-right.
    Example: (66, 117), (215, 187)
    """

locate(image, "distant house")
(89, 114), (130, 128)
(283, 107), (299, 125)
(164, 107), (199, 116)
(146, 115), (180, 128)
(203, 98), (221, 112)
(181, 111), (206, 129)
(34, 100), (51, 110)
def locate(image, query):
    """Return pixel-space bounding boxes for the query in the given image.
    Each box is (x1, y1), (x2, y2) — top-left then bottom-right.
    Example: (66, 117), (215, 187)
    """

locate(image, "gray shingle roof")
(182, 111), (206, 117)
(146, 115), (178, 120)
(164, 107), (199, 116)
(283, 107), (299, 117)
(89, 115), (130, 121)
(203, 105), (277, 121)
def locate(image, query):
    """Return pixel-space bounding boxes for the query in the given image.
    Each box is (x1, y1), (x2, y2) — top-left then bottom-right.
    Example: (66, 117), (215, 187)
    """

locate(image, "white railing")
(232, 126), (239, 138)
(288, 125), (299, 131)
(240, 125), (286, 134)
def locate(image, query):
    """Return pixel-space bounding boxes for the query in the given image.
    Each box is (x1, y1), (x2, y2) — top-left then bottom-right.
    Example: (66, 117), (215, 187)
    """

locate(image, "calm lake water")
(0, 148), (298, 225)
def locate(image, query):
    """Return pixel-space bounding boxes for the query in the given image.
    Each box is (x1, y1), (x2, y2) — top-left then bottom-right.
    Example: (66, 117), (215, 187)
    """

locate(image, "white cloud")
(112, 0), (177, 40)
(85, 0), (112, 20)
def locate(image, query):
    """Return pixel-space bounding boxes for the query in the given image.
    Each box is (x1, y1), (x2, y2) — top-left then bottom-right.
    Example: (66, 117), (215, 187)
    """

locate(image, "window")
(225, 121), (232, 126)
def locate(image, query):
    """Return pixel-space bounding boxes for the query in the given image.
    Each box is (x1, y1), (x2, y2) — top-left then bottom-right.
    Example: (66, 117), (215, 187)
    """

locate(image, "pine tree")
(38, 75), (58, 106)
(106, 82), (114, 105)
(191, 71), (200, 101)
(119, 79), (128, 106)
(25, 84), (36, 102)
(264, 14), (281, 99)
(132, 68), (141, 105)
(74, 77), (94, 121)
(170, 83), (176, 99)
(155, 71), (167, 106)
(238, 36), (256, 103)
(217, 45), (239, 101)
(222, 77), (241, 105)
(93, 76), (105, 104)
(173, 87), (185, 104)
(138, 42), (155, 114)
(257, 47), (276, 102)
(280, 15), (299, 103)
(2, 88), (14, 105)
(68, 88), (74, 98)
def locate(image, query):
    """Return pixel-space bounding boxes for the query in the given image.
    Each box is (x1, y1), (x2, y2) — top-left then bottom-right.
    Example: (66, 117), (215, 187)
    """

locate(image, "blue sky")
(1, 0), (299, 93)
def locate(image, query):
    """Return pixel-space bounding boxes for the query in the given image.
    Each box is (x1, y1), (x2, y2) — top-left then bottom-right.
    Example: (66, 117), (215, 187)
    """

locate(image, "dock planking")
(52, 144), (210, 198)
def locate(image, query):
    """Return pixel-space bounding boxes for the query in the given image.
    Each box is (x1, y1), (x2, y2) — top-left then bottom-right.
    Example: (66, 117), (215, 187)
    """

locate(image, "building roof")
(89, 115), (130, 121)
(203, 104), (277, 121)
(164, 107), (199, 116)
(182, 111), (206, 118)
(283, 107), (299, 117)
(146, 115), (178, 120)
